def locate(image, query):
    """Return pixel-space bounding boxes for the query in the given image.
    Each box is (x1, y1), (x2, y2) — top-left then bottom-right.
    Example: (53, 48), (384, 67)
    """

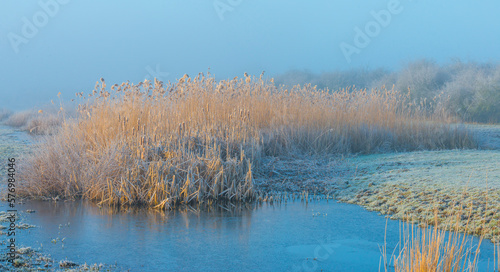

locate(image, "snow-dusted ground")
(337, 149), (500, 240)
(255, 125), (500, 241)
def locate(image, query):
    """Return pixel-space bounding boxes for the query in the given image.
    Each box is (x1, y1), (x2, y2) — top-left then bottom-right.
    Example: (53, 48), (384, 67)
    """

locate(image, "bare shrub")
(3, 110), (36, 128)
(2, 105), (75, 135)
(394, 59), (449, 105)
(273, 70), (315, 88)
(439, 61), (500, 123)
(274, 68), (389, 91)
(0, 109), (12, 121)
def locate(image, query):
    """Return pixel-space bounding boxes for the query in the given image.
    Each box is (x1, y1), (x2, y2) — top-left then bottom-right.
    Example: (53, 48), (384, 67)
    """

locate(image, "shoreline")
(254, 125), (500, 242)
(3, 124), (500, 243)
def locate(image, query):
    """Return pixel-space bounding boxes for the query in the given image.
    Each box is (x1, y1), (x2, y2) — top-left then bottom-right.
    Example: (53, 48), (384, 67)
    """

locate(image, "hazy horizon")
(2, 0), (500, 110)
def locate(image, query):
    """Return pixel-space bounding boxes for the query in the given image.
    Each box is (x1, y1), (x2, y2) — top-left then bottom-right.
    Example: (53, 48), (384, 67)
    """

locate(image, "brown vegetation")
(18, 73), (474, 208)
(393, 213), (483, 272)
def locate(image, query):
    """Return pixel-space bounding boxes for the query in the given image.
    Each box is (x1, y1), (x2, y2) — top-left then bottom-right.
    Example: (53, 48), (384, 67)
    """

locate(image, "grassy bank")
(334, 148), (500, 242)
(17, 73), (475, 208)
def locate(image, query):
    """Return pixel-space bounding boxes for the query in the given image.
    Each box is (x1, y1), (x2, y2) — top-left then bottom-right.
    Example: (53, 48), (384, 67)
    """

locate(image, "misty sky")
(1, 0), (500, 110)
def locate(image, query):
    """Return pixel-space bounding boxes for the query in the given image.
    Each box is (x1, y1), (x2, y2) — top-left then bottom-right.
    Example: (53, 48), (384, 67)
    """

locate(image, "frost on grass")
(336, 149), (500, 241)
(17, 73), (475, 208)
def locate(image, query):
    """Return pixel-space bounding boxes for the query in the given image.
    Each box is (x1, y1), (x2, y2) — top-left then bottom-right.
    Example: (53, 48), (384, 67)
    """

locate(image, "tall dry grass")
(2, 105), (71, 135)
(496, 242), (500, 272)
(393, 221), (483, 272)
(18, 73), (475, 208)
(380, 208), (495, 272)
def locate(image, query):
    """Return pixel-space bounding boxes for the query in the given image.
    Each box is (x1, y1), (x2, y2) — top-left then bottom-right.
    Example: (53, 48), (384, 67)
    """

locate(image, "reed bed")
(18, 73), (475, 208)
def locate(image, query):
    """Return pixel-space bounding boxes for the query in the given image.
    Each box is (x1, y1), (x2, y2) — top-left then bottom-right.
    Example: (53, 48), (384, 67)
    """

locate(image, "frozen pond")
(1, 199), (496, 272)
(0, 125), (498, 271)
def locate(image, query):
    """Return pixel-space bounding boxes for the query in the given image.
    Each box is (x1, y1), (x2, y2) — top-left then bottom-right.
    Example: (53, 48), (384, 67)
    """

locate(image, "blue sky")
(1, 0), (500, 110)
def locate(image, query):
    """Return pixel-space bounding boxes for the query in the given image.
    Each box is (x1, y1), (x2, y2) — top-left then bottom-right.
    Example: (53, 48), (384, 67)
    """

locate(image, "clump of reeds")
(387, 209), (485, 272)
(18, 73), (475, 208)
(495, 242), (500, 272)
(394, 224), (482, 271)
(2, 105), (71, 135)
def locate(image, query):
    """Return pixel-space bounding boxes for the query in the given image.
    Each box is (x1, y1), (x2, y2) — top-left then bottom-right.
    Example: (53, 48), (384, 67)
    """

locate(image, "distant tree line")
(274, 59), (500, 123)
